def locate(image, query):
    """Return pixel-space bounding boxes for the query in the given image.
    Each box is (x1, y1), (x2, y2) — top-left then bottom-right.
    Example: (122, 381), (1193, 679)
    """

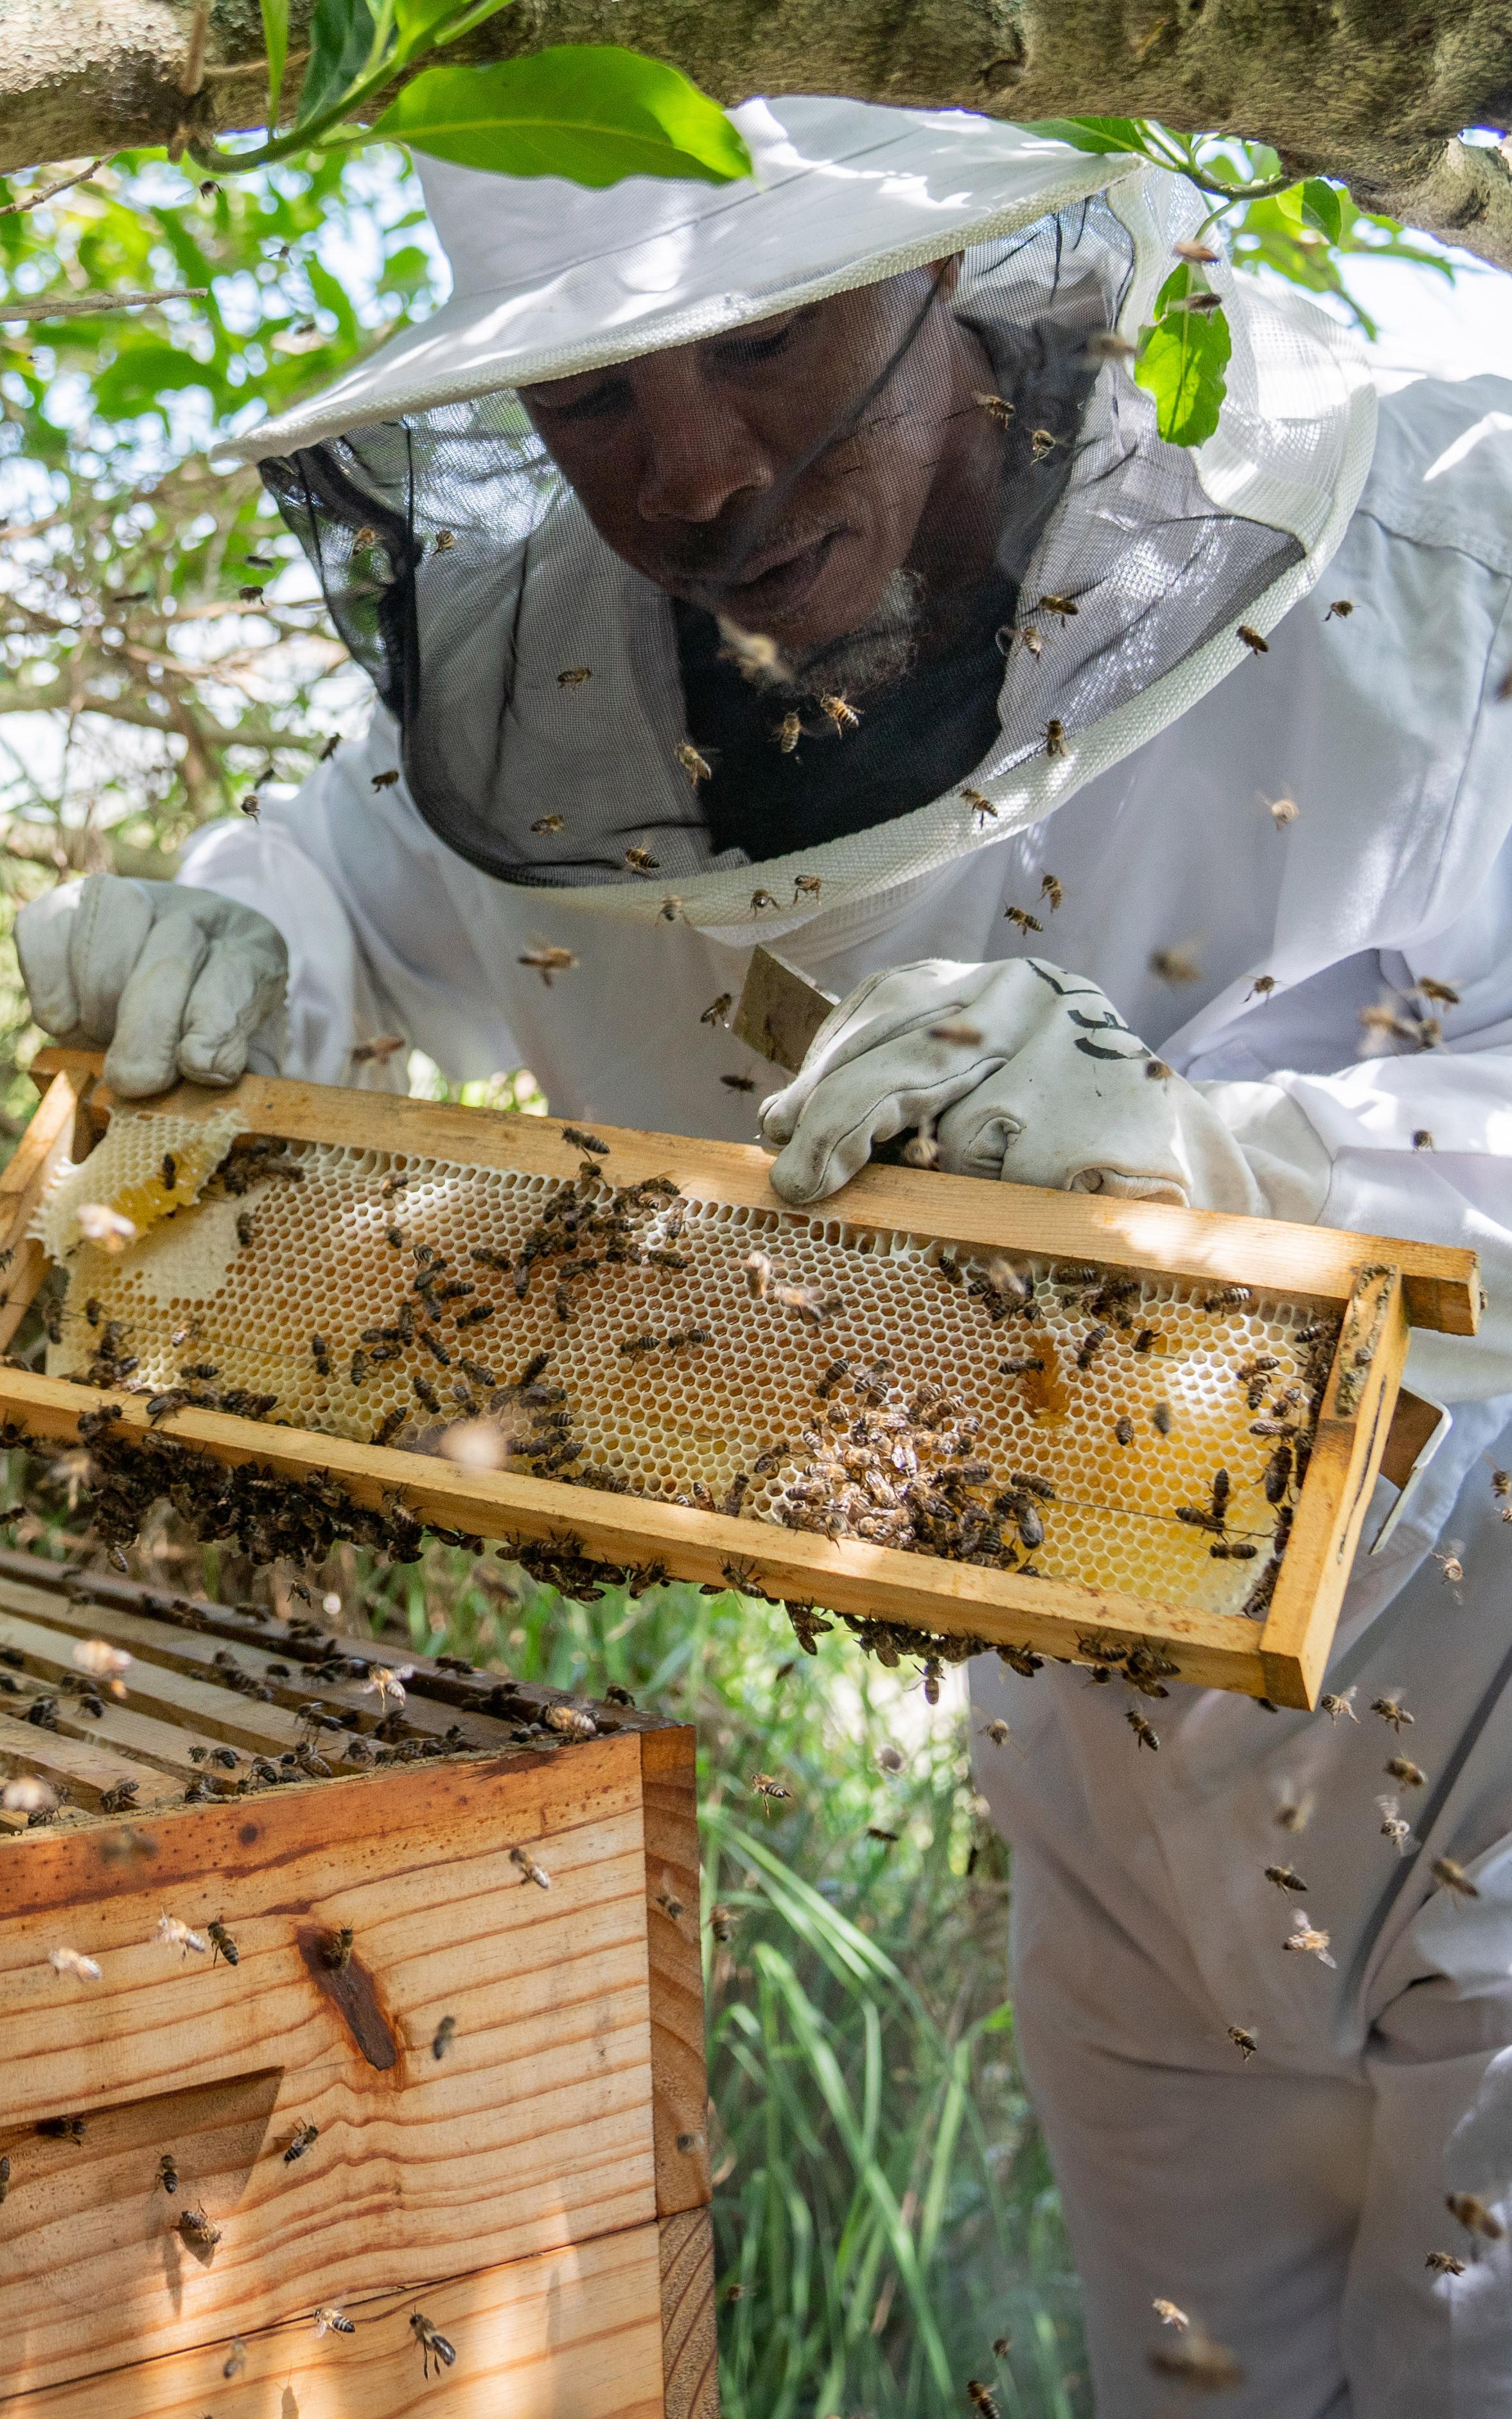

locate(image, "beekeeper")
(17, 98), (1512, 2413)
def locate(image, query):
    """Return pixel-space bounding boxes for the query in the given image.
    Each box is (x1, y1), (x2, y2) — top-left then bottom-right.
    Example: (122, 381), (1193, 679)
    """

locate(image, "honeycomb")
(39, 1113), (1329, 1620)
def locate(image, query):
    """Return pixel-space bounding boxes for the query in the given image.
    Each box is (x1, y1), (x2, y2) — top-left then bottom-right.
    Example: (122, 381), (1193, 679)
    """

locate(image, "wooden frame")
(0, 1050), (1479, 1712)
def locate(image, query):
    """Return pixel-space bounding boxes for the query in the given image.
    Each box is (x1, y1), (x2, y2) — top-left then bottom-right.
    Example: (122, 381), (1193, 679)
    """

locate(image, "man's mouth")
(688, 529), (842, 622)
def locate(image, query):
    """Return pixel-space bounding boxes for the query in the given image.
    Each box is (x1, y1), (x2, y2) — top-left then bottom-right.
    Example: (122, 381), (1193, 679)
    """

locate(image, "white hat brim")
(228, 100), (1139, 461)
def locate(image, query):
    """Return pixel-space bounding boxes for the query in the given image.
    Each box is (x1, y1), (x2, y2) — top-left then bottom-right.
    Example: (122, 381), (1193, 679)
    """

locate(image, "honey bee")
(224, 2337), (248, 2378)
(960, 787), (998, 825)
(659, 895), (683, 921)
(708, 1903), (736, 1941)
(371, 1407), (405, 1447)
(412, 1374), (440, 1413)
(1283, 1911), (1335, 1966)
(353, 527), (378, 547)
(1227, 2024), (1258, 2062)
(1152, 2298), (1189, 2330)
(1324, 598), (1353, 620)
(623, 845), (660, 875)
(544, 1702), (597, 1737)
(1434, 1547), (1465, 1590)
(716, 617), (791, 686)
(1426, 2250), (1466, 2275)
(750, 1772), (793, 1804)
(1273, 1783), (1314, 1834)
(1247, 974), (1277, 1003)
(313, 2306), (356, 2335)
(973, 389), (1015, 427)
(750, 888), (778, 913)
(1082, 328), (1138, 364)
(773, 1280), (841, 1323)
(1173, 237), (1221, 264)
(980, 1718), (1013, 1746)
(1269, 794), (1299, 828)
(1321, 1685), (1358, 1723)
(1150, 944), (1202, 984)
(675, 741), (712, 787)
(929, 1022), (984, 1045)
(1385, 1753), (1427, 1789)
(207, 1918), (240, 1967)
(1125, 1707), (1160, 1751)
(1151, 1401), (1173, 1436)
(1044, 718), (1066, 757)
(350, 1032), (405, 1065)
(1371, 1693), (1414, 1732)
(239, 793), (261, 819)
(1446, 2192), (1505, 2241)
(901, 1122), (940, 1168)
(1417, 975), (1459, 1007)
(178, 2204), (221, 2251)
(432, 2013), (457, 2061)
(371, 768), (401, 789)
(701, 994), (733, 1026)
(77, 1200), (137, 1251)
(157, 1913), (208, 1957)
(1039, 873), (1064, 911)
(1005, 905), (1044, 934)
(966, 2383), (1000, 2416)
(1264, 1863), (1308, 1894)
(518, 946), (577, 985)
(775, 712), (802, 752)
(721, 1071), (757, 1092)
(236, 1210), (256, 1247)
(1237, 623), (1269, 656)
(557, 666), (592, 687)
(818, 692), (860, 733)
(433, 527), (456, 552)
(1432, 1855), (1480, 1899)
(511, 1845), (552, 1889)
(998, 620), (1044, 656)
(1035, 593), (1079, 622)
(48, 1943), (101, 1980)
(360, 1663), (414, 1708)
(409, 2312), (457, 2375)
(284, 2120), (319, 2163)
(793, 873), (822, 901)
(1148, 2329), (1244, 2389)
(1030, 427), (1059, 461)
(73, 1637), (132, 1684)
(321, 1926), (355, 1971)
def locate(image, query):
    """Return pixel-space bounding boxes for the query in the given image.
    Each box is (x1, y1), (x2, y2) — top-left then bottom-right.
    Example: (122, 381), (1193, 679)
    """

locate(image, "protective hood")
(245, 96), (1376, 937)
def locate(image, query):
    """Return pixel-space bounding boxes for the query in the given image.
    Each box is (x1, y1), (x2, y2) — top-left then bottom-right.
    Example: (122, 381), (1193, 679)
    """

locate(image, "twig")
(0, 163), (105, 221)
(179, 0), (213, 98)
(0, 289), (207, 322)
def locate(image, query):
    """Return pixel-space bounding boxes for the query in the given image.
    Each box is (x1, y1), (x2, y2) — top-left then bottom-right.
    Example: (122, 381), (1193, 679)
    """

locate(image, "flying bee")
(1324, 598), (1353, 620)
(1082, 328), (1138, 364)
(544, 1702), (597, 1737)
(157, 2150), (179, 2194)
(1385, 1754), (1427, 1788)
(518, 946), (577, 985)
(750, 1772), (793, 1804)
(1030, 427), (1059, 461)
(901, 1121), (940, 1168)
(1173, 237), (1221, 264)
(1426, 2250), (1466, 2275)
(998, 620), (1044, 656)
(350, 1031), (405, 1065)
(1273, 1782), (1314, 1835)
(1035, 594), (1078, 622)
(239, 793), (261, 818)
(659, 895), (683, 920)
(973, 389), (1015, 427)
(1264, 1863), (1308, 1894)
(48, 1944), (101, 1980)
(1039, 873), (1064, 911)
(1434, 1545), (1465, 1590)
(1227, 2024), (1258, 2062)
(701, 993), (733, 1026)
(1044, 718), (1066, 757)
(557, 665), (592, 687)
(207, 1918), (239, 1966)
(818, 692), (860, 733)
(708, 1903), (736, 1941)
(1269, 793), (1299, 827)
(1432, 1855), (1479, 1899)
(1247, 974), (1277, 1002)
(960, 787), (998, 825)
(1125, 1707), (1160, 1751)
(1321, 1685), (1358, 1723)
(432, 2013), (457, 2060)
(371, 768), (400, 789)
(675, 741), (712, 787)
(1283, 1911), (1335, 1966)
(775, 711), (802, 753)
(721, 1071), (757, 1092)
(1148, 2330), (1244, 2389)
(1371, 1693), (1414, 1732)
(531, 813), (565, 835)
(1375, 1793), (1413, 1851)
(157, 1913), (208, 1957)
(1151, 944), (1202, 984)
(511, 1845), (552, 1889)
(716, 616), (791, 686)
(1446, 2192), (1505, 2241)
(930, 1021), (984, 1046)
(313, 2306), (356, 2335)
(980, 1718), (1013, 1746)
(1237, 623), (1269, 656)
(1005, 905), (1044, 934)
(624, 845), (660, 875)
(966, 2383), (1000, 2416)
(409, 2312), (457, 2376)
(360, 1663), (414, 1709)
(1152, 2298), (1189, 2330)
(224, 2338), (248, 2378)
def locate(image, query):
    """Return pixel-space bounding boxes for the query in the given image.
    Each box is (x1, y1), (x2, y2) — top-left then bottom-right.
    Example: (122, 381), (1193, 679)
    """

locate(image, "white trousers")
(971, 1431), (1512, 2417)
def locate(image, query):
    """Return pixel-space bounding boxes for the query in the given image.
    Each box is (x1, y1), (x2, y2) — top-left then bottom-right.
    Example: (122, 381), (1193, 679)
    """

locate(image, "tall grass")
(4, 1448), (1089, 2416)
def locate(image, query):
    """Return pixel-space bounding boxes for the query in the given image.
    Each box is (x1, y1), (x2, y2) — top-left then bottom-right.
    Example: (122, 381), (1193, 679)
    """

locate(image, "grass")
(3, 1435), (1089, 2419)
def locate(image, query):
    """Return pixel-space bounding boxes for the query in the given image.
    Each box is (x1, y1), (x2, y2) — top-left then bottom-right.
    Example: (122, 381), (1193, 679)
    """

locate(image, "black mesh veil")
(259, 197), (1301, 891)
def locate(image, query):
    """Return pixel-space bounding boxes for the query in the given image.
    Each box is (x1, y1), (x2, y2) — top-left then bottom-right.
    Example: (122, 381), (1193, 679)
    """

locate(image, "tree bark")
(3, 0), (1511, 269)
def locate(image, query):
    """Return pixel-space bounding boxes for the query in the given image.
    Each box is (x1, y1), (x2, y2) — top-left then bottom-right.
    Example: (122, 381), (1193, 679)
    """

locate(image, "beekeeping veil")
(238, 98), (1375, 940)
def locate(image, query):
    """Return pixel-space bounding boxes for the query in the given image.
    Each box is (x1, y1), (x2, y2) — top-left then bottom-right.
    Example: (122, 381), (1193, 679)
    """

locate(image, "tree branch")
(0, 3), (1507, 262)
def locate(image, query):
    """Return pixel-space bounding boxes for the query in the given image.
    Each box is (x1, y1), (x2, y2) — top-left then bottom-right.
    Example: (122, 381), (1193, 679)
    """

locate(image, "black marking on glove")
(1073, 1035), (1147, 1062)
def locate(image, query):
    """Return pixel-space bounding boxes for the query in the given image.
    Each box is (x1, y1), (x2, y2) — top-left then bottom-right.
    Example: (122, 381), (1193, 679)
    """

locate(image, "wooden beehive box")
(0, 1048), (1480, 1711)
(0, 1555), (715, 2416)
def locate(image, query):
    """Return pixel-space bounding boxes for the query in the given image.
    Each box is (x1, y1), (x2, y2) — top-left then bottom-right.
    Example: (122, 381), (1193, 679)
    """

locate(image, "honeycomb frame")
(0, 1052), (1481, 1711)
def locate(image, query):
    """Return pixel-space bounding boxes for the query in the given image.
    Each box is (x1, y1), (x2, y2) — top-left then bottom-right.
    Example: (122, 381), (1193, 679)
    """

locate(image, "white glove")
(17, 875), (288, 1099)
(759, 957), (1330, 1216)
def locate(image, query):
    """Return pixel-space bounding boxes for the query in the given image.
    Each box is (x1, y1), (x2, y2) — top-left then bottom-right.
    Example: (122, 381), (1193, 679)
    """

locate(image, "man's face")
(518, 265), (977, 660)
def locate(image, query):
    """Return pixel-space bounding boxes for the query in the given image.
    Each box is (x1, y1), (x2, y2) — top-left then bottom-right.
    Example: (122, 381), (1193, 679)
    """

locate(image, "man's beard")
(784, 568), (926, 703)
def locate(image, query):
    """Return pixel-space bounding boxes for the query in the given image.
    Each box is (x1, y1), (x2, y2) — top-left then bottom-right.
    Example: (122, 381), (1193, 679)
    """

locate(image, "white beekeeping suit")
(17, 98), (1512, 2413)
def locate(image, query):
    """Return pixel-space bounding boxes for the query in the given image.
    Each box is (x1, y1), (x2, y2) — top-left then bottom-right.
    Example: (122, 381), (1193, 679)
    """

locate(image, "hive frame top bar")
(31, 1050), (1481, 1334)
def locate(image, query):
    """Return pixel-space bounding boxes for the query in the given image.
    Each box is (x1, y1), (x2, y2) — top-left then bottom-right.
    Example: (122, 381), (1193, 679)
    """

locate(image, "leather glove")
(17, 875), (288, 1098)
(759, 957), (1319, 1213)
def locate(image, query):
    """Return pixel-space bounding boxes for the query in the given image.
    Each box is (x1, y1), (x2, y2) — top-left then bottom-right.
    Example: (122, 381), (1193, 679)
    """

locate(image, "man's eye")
(713, 318), (801, 368)
(534, 378), (630, 424)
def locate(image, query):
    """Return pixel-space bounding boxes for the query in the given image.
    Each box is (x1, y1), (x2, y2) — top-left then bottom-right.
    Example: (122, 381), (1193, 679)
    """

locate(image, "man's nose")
(633, 358), (773, 525)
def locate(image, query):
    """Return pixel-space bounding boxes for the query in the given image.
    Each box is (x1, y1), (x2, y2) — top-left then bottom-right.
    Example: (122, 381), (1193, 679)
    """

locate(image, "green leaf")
(260, 0), (291, 125)
(396, 0), (517, 48)
(1136, 287), (1231, 448)
(1021, 116), (1150, 159)
(93, 340), (215, 422)
(296, 0), (382, 130)
(1300, 176), (1343, 244)
(374, 47), (755, 186)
